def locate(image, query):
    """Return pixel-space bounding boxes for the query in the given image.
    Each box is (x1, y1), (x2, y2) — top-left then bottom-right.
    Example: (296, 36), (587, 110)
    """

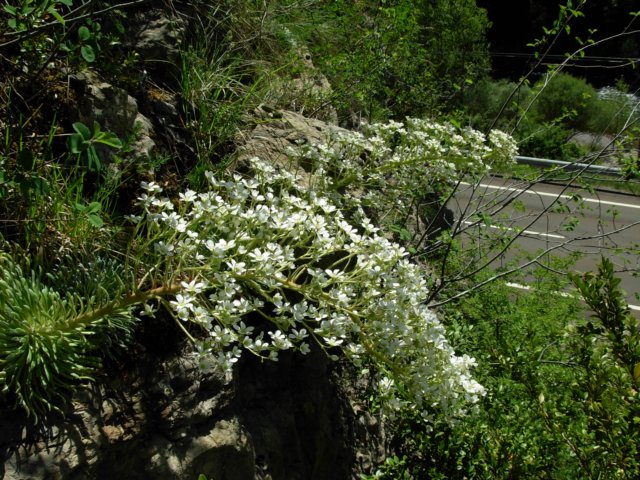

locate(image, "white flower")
(137, 193), (154, 207)
(129, 118), (499, 421)
(269, 330), (293, 350)
(141, 181), (162, 194)
(248, 248), (270, 264)
(152, 197), (173, 210)
(289, 328), (308, 341)
(155, 241), (175, 256)
(325, 337), (344, 347)
(170, 294), (194, 320)
(205, 238), (236, 258)
(140, 302), (156, 318)
(181, 279), (207, 294)
(226, 259), (247, 275)
(179, 189), (198, 203)
(234, 321), (255, 336)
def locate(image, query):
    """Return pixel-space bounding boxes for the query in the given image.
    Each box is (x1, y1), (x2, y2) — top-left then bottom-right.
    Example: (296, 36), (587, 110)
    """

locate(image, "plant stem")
(68, 283), (182, 329)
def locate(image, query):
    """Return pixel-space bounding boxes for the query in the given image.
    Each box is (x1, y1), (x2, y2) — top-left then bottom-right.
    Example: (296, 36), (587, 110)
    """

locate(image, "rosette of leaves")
(0, 254), (136, 419)
(67, 121), (123, 172)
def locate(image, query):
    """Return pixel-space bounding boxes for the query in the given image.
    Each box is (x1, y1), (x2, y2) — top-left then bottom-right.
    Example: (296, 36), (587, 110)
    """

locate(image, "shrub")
(463, 78), (532, 132)
(0, 254), (137, 419)
(517, 120), (583, 160)
(588, 87), (640, 134)
(530, 72), (598, 131)
(366, 258), (640, 479)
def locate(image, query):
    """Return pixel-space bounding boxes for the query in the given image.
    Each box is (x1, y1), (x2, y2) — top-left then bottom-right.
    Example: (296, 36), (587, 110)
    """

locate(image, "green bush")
(369, 258), (640, 479)
(587, 88), (640, 134)
(530, 72), (598, 131)
(517, 120), (583, 160)
(271, 0), (490, 122)
(0, 254), (137, 419)
(463, 78), (531, 132)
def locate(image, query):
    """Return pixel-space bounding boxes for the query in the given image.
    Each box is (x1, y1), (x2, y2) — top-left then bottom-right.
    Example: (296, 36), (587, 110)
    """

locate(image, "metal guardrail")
(516, 155), (624, 176)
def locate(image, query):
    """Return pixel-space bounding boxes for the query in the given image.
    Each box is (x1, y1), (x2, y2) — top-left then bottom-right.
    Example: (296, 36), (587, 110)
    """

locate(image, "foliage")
(180, 44), (258, 178)
(3, 0), (71, 32)
(517, 121), (584, 161)
(67, 121), (123, 172)
(237, 0), (490, 122)
(0, 3), (638, 478)
(587, 87), (640, 135)
(367, 258), (640, 479)
(0, 253), (137, 419)
(1, 129), (121, 258)
(530, 72), (598, 131)
(60, 20), (103, 64)
(462, 78), (532, 133)
(463, 72), (640, 160)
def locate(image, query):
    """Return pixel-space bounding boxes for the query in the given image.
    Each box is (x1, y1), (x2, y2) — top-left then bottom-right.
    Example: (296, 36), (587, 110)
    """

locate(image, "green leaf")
(88, 214), (104, 228)
(96, 132), (123, 150)
(72, 122), (91, 141)
(7, 18), (17, 30)
(86, 202), (101, 214)
(67, 134), (87, 154)
(81, 45), (95, 63)
(30, 176), (49, 196)
(86, 146), (101, 172)
(47, 7), (65, 25)
(3, 5), (17, 15)
(78, 25), (91, 42)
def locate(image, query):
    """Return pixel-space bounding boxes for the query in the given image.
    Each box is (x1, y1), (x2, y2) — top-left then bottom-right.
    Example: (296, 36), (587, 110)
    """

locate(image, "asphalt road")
(448, 177), (640, 310)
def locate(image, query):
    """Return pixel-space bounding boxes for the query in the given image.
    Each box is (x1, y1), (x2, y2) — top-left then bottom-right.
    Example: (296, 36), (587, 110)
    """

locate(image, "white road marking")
(505, 282), (640, 311)
(462, 220), (566, 240)
(459, 182), (640, 210)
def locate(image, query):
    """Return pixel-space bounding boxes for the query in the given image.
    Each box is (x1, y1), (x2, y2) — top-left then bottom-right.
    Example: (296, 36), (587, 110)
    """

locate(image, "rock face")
(235, 107), (349, 178)
(260, 26), (338, 124)
(70, 71), (156, 159)
(124, 8), (186, 86)
(1, 341), (386, 480)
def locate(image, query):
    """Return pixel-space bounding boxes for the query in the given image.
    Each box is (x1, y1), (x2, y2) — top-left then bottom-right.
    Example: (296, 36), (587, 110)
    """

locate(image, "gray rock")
(71, 71), (138, 138)
(70, 71), (156, 159)
(146, 418), (255, 480)
(132, 112), (156, 158)
(235, 108), (349, 186)
(2, 342), (386, 480)
(126, 10), (186, 86)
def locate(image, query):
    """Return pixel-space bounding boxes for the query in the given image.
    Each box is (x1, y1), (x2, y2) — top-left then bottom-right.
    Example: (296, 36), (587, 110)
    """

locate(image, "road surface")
(449, 177), (640, 310)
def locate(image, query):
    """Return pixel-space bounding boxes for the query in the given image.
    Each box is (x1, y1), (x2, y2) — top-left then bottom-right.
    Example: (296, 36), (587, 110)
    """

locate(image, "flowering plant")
(2, 118), (514, 420)
(130, 150), (490, 421)
(289, 118), (517, 246)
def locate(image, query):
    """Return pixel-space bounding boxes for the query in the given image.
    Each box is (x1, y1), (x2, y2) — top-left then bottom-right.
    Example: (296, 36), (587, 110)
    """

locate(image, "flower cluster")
(133, 143), (487, 422)
(290, 118), (517, 241)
